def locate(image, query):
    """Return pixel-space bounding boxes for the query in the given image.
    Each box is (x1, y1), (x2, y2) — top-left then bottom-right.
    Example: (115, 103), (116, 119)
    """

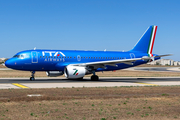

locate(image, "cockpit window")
(13, 54), (25, 59)
(13, 55), (18, 58)
(21, 55), (24, 58)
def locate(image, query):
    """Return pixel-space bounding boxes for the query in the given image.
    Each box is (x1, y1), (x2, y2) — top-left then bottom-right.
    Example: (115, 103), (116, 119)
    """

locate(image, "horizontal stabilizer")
(154, 54), (172, 58)
(142, 54), (172, 60)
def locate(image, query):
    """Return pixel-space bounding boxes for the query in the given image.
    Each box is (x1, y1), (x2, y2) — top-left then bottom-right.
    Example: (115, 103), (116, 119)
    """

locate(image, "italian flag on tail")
(148, 26), (157, 57)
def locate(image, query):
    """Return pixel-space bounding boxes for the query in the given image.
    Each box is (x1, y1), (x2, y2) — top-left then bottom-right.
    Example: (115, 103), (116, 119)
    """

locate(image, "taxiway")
(0, 77), (180, 89)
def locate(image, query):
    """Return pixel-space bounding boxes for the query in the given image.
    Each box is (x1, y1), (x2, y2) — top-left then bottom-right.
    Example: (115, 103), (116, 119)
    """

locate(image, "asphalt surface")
(0, 77), (180, 89)
(0, 67), (180, 89)
(1, 77), (180, 83)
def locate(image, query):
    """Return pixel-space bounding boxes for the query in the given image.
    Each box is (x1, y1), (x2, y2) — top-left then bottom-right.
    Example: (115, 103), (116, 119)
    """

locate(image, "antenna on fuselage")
(104, 49), (106, 52)
(34, 47), (36, 50)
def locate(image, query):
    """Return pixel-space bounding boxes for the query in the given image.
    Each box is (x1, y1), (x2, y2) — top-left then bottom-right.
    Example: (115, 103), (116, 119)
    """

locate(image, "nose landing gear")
(30, 71), (35, 81)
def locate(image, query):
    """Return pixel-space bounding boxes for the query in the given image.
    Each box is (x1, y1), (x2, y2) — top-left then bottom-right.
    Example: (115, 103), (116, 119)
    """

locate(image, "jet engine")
(46, 71), (63, 77)
(64, 65), (87, 79)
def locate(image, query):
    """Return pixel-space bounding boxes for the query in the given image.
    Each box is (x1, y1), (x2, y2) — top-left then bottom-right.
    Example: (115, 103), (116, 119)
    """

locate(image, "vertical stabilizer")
(130, 25), (157, 57)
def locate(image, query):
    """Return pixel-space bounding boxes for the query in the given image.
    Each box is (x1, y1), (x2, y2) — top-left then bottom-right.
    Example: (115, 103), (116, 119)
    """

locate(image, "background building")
(0, 58), (6, 63)
(147, 59), (180, 66)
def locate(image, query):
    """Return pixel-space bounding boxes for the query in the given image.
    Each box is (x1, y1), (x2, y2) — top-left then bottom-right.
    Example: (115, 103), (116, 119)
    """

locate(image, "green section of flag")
(73, 70), (78, 75)
(147, 26), (154, 56)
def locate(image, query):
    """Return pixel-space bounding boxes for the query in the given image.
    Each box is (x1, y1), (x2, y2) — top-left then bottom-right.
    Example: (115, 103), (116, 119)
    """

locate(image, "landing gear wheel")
(91, 75), (99, 81)
(30, 71), (36, 81)
(30, 77), (35, 81)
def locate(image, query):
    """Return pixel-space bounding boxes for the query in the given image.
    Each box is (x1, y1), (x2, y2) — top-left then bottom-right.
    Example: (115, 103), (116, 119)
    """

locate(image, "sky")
(0, 0), (180, 60)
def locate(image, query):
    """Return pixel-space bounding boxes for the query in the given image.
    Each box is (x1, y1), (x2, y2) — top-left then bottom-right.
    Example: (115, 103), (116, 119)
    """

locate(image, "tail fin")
(130, 25), (157, 57)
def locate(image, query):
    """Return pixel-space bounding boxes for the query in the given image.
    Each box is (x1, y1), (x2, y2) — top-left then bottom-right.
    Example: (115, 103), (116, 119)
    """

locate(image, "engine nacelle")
(46, 71), (63, 77)
(64, 65), (86, 79)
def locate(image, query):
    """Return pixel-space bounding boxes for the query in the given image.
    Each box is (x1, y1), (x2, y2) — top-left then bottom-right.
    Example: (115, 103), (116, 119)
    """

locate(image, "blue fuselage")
(5, 49), (159, 72)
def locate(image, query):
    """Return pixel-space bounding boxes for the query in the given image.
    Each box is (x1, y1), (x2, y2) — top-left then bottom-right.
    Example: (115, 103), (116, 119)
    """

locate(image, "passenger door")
(31, 51), (38, 63)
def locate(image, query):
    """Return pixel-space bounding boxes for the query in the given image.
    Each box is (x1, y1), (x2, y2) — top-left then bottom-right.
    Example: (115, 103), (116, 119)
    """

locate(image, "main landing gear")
(91, 71), (99, 81)
(30, 71), (35, 81)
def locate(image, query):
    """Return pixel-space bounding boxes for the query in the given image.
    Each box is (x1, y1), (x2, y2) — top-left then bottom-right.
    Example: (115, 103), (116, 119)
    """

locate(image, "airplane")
(5, 25), (170, 81)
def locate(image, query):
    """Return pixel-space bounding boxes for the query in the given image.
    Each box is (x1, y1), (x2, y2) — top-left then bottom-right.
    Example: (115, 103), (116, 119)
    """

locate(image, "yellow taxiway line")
(136, 82), (159, 86)
(12, 83), (29, 88)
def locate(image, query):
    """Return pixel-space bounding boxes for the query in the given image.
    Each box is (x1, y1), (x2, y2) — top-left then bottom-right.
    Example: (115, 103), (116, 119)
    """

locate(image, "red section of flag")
(57, 54), (60, 56)
(76, 73), (78, 76)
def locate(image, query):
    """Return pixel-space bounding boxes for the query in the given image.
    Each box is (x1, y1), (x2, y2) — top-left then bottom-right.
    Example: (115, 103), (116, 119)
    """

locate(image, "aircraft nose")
(5, 59), (15, 68)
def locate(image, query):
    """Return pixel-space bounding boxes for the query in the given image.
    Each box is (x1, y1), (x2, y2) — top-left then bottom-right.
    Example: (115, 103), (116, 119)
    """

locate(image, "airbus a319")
(5, 25), (170, 81)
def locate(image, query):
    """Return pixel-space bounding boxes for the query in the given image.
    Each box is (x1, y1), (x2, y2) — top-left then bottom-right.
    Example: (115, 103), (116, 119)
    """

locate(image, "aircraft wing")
(71, 57), (143, 69)
(79, 58), (142, 67)
(71, 54), (172, 69)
